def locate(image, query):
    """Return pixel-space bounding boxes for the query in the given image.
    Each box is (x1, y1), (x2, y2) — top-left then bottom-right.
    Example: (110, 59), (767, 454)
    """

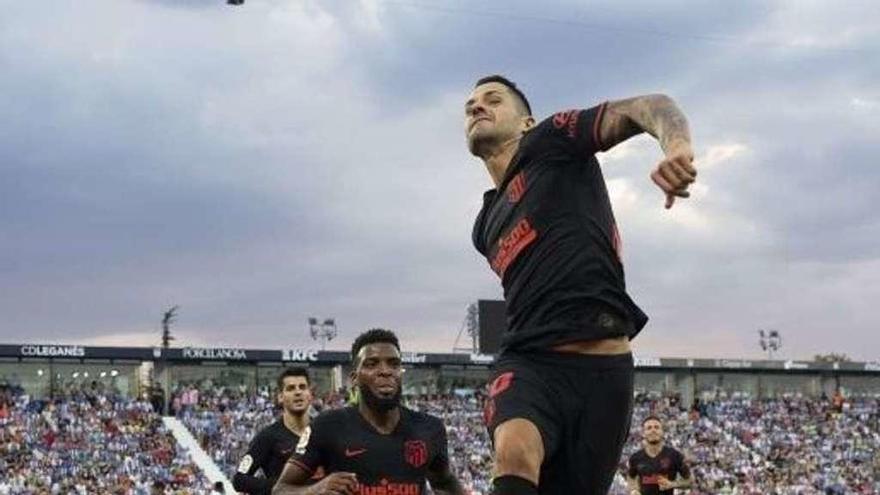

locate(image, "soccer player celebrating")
(627, 416), (694, 494)
(233, 368), (313, 494)
(465, 75), (696, 494)
(272, 328), (465, 495)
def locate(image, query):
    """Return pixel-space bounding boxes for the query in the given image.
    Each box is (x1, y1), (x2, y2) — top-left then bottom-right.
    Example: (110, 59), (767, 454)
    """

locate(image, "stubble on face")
(464, 83), (525, 157)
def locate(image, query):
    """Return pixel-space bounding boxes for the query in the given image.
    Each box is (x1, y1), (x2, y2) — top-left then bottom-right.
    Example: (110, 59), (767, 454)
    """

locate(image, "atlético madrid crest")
(404, 440), (428, 468)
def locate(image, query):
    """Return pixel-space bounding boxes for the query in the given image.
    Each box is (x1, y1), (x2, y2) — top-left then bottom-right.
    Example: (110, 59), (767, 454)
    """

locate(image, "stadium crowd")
(613, 392), (770, 495)
(613, 391), (880, 495)
(0, 382), (211, 495)
(174, 382), (880, 495)
(409, 393), (493, 495)
(173, 380), (347, 479)
(4, 374), (878, 495)
(707, 394), (880, 494)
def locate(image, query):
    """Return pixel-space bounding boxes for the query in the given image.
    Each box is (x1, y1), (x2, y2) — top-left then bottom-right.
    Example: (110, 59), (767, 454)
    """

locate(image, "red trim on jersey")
(488, 372), (514, 398)
(611, 220), (623, 262)
(507, 171), (526, 203)
(593, 101), (608, 151)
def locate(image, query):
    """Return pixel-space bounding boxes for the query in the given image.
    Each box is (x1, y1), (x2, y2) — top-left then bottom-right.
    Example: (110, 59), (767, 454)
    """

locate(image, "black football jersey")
(628, 446), (691, 495)
(472, 103), (648, 352)
(233, 419), (300, 494)
(290, 406), (449, 495)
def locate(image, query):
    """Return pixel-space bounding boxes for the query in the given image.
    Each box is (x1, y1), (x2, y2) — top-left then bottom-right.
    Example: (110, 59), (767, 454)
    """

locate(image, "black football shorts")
(484, 349), (634, 494)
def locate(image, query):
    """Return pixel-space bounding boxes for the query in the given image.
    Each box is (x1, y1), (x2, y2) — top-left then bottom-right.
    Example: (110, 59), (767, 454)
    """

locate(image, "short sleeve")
(428, 421), (450, 472)
(289, 419), (329, 474)
(676, 450), (692, 479)
(543, 103), (609, 157)
(237, 429), (270, 475)
(627, 453), (638, 478)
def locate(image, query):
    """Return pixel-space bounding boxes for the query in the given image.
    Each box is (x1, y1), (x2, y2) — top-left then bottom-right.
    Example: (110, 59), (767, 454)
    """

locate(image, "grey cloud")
(1, 0), (878, 361)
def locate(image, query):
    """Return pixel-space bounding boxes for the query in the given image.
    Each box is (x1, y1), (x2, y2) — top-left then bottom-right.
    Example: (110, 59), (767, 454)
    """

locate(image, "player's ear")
(522, 115), (535, 133)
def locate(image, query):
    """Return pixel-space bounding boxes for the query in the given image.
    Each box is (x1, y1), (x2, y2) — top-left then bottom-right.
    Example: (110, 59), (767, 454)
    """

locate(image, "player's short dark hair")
(475, 74), (532, 116)
(351, 328), (400, 365)
(642, 415), (663, 426)
(276, 367), (309, 391)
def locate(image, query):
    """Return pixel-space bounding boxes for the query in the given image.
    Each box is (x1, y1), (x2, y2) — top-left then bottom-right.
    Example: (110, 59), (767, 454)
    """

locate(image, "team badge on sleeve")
(295, 426), (312, 455)
(237, 454), (253, 474)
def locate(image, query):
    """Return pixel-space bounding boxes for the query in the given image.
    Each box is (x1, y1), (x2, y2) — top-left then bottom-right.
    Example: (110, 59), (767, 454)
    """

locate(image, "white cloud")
(355, 0), (386, 34)
(607, 178), (640, 213)
(699, 143), (747, 170)
(850, 97), (880, 111)
(742, 0), (879, 51)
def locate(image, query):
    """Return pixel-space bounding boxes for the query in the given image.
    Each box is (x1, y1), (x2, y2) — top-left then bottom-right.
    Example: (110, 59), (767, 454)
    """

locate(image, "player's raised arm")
(599, 94), (696, 209)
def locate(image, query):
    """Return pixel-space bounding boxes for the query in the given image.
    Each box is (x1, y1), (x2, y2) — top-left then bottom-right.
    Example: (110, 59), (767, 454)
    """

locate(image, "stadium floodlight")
(758, 329), (782, 359)
(308, 316), (338, 350)
(453, 303), (480, 353)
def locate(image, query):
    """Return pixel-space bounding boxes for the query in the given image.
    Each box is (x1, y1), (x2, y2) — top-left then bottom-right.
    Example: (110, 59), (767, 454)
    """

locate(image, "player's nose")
(472, 104), (489, 118)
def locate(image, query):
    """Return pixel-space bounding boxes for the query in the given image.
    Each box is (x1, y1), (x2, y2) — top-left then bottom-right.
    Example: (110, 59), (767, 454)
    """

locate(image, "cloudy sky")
(1, 0), (878, 361)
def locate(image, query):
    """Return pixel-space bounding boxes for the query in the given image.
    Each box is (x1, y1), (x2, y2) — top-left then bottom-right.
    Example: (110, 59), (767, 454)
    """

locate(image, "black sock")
(491, 475), (538, 495)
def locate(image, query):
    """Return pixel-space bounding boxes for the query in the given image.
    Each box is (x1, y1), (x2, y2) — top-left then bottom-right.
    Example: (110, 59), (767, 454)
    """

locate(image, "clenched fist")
(650, 143), (696, 209)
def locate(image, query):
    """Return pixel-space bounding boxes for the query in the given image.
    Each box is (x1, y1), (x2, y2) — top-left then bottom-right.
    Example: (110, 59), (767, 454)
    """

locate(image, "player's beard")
(467, 131), (499, 158)
(359, 383), (401, 413)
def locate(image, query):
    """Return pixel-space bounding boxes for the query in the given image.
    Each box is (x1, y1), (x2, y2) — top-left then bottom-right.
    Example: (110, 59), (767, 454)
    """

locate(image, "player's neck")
(357, 402), (400, 434)
(481, 137), (522, 187)
(644, 442), (664, 457)
(282, 410), (308, 435)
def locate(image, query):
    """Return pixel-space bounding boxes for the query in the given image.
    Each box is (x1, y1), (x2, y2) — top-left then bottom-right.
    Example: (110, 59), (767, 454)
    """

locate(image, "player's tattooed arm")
(599, 94), (691, 153)
(426, 463), (467, 495)
(625, 474), (641, 495)
(625, 458), (641, 495)
(599, 94), (696, 209)
(675, 473), (695, 489)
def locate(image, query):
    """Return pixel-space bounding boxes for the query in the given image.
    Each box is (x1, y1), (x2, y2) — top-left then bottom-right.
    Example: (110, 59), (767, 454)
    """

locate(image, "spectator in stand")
(0, 382), (210, 494)
(171, 378), (880, 495)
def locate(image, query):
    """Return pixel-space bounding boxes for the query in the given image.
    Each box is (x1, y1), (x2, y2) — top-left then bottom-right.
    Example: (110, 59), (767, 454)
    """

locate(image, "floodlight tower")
(758, 329), (782, 359)
(308, 317), (337, 350)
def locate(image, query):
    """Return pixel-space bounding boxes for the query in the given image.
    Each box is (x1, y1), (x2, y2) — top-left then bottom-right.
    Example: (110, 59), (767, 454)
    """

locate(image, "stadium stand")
(0, 383), (211, 495)
(173, 384), (880, 495)
(3, 343), (880, 495)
